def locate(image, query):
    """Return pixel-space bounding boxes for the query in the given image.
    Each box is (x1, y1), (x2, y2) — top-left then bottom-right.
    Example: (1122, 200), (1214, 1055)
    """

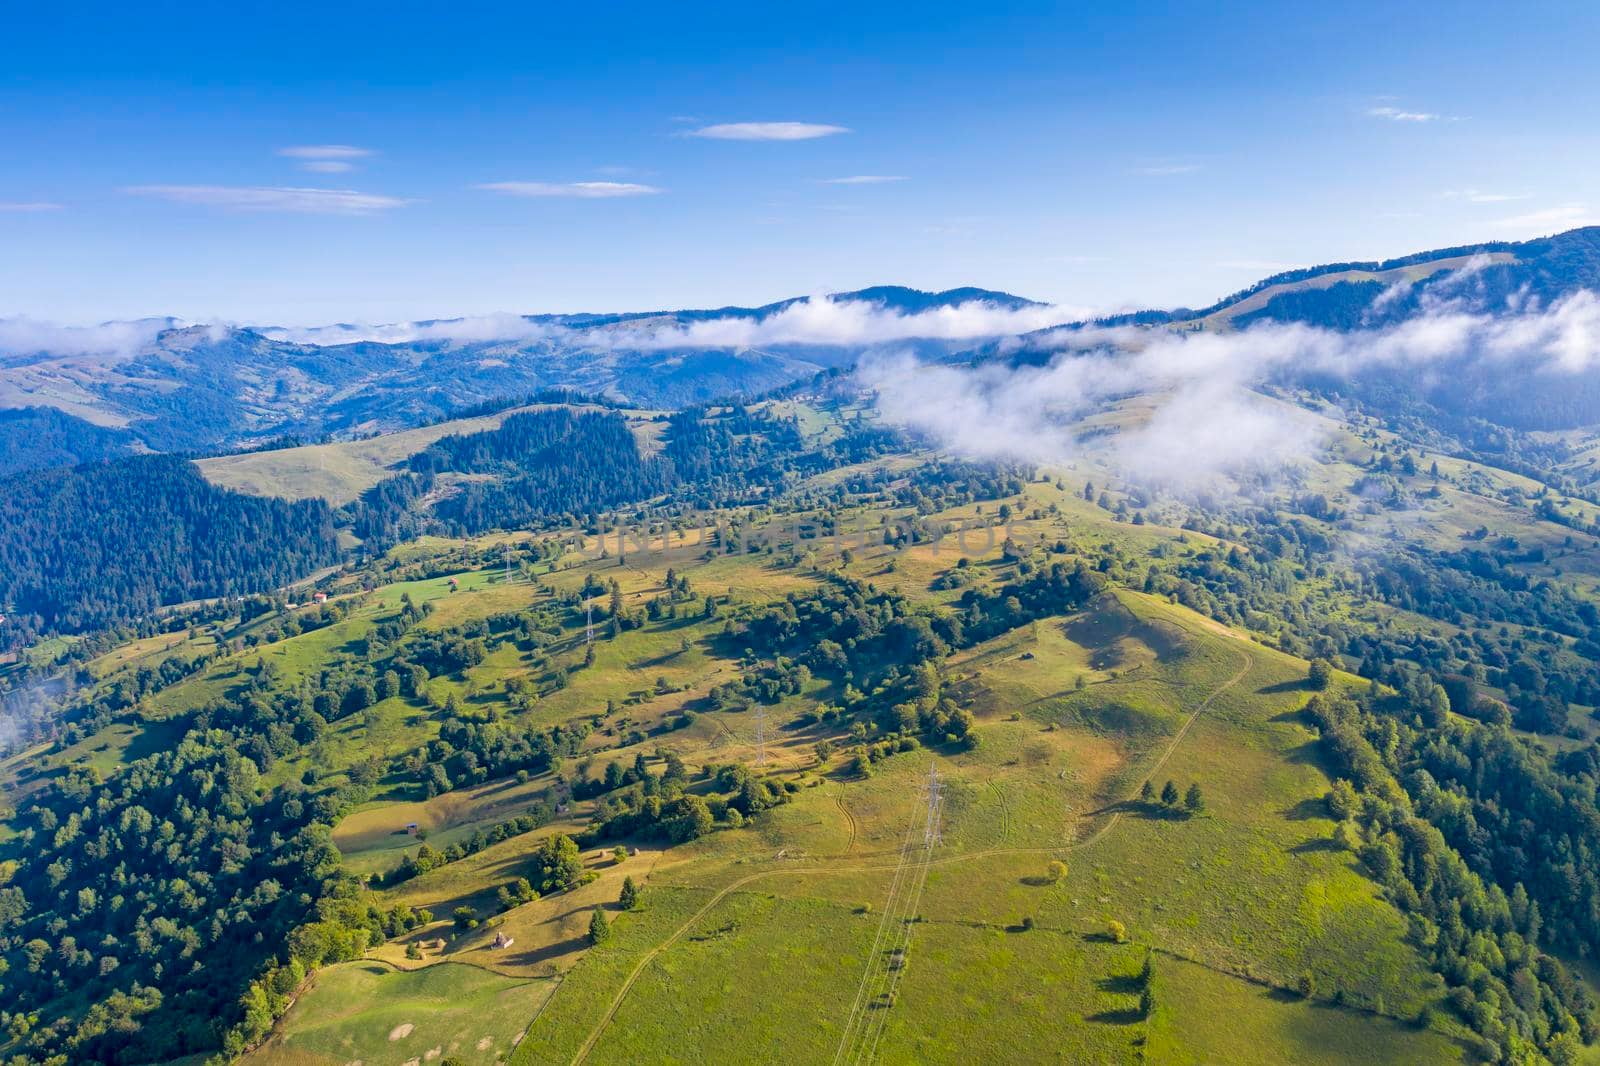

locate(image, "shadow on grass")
(1283, 740), (1327, 767)
(1289, 837), (1345, 855)
(1086, 1007), (1145, 1026)
(1089, 799), (1195, 822)
(1258, 679), (1312, 695)
(1097, 973), (1144, 994)
(501, 931), (587, 969)
(1283, 797), (1328, 821)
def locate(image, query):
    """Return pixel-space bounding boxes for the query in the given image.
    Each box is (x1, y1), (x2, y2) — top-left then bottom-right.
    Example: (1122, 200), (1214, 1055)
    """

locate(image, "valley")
(8, 237), (1600, 1065)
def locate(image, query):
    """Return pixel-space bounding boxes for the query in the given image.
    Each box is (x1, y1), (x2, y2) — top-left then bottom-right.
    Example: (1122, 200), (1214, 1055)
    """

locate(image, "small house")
(492, 932), (515, 949)
(313, 592), (328, 604)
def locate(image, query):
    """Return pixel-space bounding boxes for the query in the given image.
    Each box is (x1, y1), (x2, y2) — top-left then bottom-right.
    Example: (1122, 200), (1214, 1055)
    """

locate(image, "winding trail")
(835, 793), (859, 853)
(987, 778), (1015, 844)
(566, 641), (1255, 1066)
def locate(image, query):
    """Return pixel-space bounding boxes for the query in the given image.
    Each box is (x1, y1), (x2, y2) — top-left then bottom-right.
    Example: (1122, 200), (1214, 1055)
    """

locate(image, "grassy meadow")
(22, 434), (1582, 1066)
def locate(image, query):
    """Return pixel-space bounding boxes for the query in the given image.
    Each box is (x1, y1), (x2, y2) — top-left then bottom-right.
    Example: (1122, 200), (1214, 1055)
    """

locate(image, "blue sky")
(3, 2), (1597, 325)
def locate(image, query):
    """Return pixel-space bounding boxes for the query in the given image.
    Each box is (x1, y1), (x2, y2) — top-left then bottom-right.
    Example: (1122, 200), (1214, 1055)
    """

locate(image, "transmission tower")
(754, 706), (769, 766)
(585, 597), (595, 645)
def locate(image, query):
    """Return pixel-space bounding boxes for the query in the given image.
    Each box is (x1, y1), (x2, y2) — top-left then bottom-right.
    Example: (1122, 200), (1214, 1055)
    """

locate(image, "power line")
(833, 763), (943, 1066)
(858, 767), (941, 1063)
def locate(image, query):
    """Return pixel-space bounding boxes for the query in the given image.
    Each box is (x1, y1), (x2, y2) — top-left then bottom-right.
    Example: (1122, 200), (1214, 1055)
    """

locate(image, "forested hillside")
(0, 408), (132, 477)
(0, 455), (338, 639)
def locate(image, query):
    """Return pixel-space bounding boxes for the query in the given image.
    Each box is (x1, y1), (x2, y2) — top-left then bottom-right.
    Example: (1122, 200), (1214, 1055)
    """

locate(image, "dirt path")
(835, 792), (859, 853)
(988, 778), (1015, 844)
(565, 640), (1255, 1065)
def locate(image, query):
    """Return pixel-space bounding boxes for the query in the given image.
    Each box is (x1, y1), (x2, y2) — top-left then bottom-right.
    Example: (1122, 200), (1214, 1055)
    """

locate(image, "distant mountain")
(1203, 227), (1600, 330)
(10, 226), (1600, 478)
(0, 286), (1041, 472)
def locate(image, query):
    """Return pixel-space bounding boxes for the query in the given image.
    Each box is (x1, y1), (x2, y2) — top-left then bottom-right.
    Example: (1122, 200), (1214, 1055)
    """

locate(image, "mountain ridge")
(4, 228), (1600, 474)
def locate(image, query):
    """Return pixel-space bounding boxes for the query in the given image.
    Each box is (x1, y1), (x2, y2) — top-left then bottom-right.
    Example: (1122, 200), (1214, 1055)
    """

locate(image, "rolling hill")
(11, 233), (1600, 1064)
(0, 287), (1044, 475)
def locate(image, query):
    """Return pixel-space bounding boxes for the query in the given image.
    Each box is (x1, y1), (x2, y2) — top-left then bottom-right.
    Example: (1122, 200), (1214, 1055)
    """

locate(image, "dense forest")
(347, 403), (903, 547)
(0, 455), (338, 641)
(0, 408), (132, 478)
(1311, 690), (1599, 1063)
(421, 409), (673, 532)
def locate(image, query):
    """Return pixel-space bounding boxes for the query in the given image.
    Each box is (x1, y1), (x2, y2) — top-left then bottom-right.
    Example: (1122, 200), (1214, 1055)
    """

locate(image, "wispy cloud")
(0, 201), (62, 212)
(0, 317), (171, 358)
(820, 175), (908, 185)
(279, 144), (374, 174)
(1444, 188), (1530, 204)
(1490, 202), (1598, 233)
(860, 289), (1600, 493)
(124, 185), (410, 214)
(262, 314), (556, 346)
(272, 295), (1096, 349)
(476, 181), (662, 198)
(689, 121), (850, 141)
(1367, 106), (1439, 122)
(1132, 163), (1201, 176)
(279, 145), (372, 160)
(612, 295), (1092, 349)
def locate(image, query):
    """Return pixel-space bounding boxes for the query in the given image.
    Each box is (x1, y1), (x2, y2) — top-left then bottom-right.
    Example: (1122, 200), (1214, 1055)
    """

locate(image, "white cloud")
(820, 175), (908, 185)
(857, 345), (1322, 494)
(279, 144), (375, 174)
(261, 313), (557, 346)
(270, 295), (1096, 350)
(1491, 203), (1598, 234)
(476, 181), (662, 198)
(0, 201), (62, 212)
(689, 122), (850, 141)
(1368, 106), (1439, 122)
(278, 145), (373, 160)
(859, 290), (1600, 493)
(0, 317), (169, 359)
(124, 185), (410, 214)
(1480, 288), (1600, 371)
(612, 295), (1091, 349)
